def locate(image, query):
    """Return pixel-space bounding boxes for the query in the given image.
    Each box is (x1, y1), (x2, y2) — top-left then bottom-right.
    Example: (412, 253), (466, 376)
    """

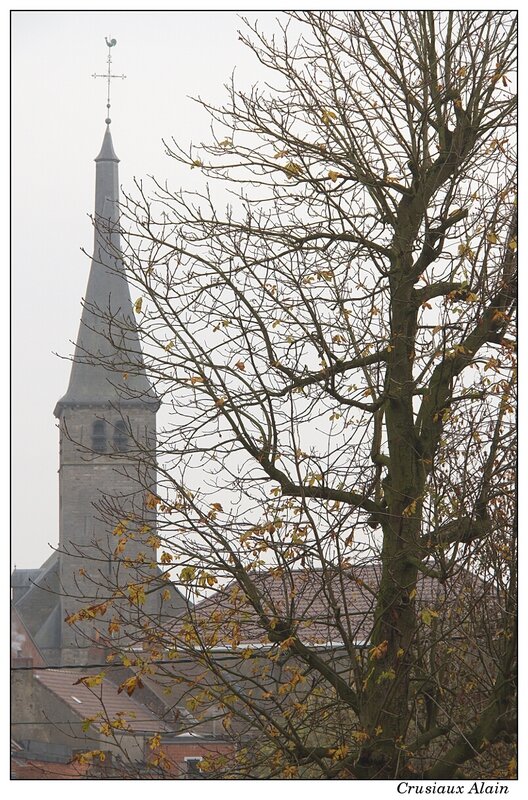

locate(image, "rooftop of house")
(169, 562), (495, 650)
(33, 668), (176, 734)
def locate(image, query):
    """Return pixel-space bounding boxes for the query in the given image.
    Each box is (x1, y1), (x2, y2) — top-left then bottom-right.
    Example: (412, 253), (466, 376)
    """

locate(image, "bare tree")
(66, 11), (516, 780)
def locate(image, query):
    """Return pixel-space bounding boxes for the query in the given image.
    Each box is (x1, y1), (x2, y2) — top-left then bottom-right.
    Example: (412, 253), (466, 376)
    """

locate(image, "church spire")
(54, 42), (156, 416)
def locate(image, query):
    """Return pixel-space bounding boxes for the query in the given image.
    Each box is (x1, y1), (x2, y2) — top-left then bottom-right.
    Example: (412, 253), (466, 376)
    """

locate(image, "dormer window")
(113, 420), (130, 453)
(92, 420), (107, 453)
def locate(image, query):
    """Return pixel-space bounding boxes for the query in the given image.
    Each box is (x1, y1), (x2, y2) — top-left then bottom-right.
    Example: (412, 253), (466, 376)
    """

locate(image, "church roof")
(11, 568), (40, 593)
(55, 125), (157, 415)
(11, 606), (47, 667)
(95, 125), (119, 162)
(12, 551), (60, 641)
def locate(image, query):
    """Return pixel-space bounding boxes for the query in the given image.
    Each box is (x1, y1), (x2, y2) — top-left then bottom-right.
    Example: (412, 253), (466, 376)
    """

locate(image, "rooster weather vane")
(92, 36), (126, 124)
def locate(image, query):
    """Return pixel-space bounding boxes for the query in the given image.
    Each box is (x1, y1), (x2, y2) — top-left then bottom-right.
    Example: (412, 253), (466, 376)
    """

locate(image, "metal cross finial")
(92, 36), (126, 125)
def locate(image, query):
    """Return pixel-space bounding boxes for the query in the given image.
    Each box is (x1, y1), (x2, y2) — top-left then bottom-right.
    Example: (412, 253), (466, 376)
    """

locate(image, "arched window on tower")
(113, 420), (130, 453)
(92, 420), (107, 453)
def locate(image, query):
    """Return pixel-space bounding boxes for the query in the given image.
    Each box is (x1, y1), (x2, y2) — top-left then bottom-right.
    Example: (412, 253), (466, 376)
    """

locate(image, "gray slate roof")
(12, 551), (61, 648)
(55, 126), (157, 414)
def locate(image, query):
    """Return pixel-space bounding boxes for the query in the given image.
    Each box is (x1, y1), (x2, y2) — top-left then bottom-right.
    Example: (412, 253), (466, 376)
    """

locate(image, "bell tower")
(52, 42), (163, 665)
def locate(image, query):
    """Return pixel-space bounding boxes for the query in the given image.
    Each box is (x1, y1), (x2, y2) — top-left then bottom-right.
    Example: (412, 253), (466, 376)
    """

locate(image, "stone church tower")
(12, 120), (184, 666)
(54, 122), (161, 665)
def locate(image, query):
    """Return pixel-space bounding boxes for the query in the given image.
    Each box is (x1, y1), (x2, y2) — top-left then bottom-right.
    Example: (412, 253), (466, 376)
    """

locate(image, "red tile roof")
(11, 757), (89, 779)
(173, 563), (492, 649)
(34, 669), (174, 734)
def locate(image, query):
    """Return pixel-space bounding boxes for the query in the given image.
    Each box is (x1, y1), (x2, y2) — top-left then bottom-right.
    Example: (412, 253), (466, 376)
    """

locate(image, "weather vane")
(92, 36), (126, 124)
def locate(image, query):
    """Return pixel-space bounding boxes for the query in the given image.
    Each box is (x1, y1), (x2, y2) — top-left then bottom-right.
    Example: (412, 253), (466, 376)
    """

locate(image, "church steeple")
(54, 123), (157, 415)
(51, 40), (165, 664)
(12, 39), (184, 668)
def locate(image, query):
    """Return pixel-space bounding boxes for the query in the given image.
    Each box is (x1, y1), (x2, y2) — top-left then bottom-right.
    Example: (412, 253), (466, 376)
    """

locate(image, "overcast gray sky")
(11, 9), (277, 568)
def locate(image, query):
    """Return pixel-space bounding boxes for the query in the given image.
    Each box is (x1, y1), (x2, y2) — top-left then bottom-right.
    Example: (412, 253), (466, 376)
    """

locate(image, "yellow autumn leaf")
(108, 618), (120, 634)
(85, 601), (109, 618)
(458, 243), (475, 262)
(190, 159), (203, 169)
(145, 492), (161, 509)
(420, 608), (439, 626)
(402, 499), (417, 517)
(74, 749), (106, 765)
(508, 237), (517, 251)
(117, 675), (144, 696)
(316, 269), (333, 280)
(328, 170), (341, 182)
(74, 672), (105, 688)
(329, 744), (349, 761)
(369, 640), (388, 660)
(127, 584), (146, 605)
(377, 668), (396, 682)
(321, 108), (337, 125)
(134, 297), (143, 314)
(180, 566), (196, 583)
(112, 519), (129, 536)
(486, 232), (499, 244)
(149, 733), (161, 750)
(351, 730), (370, 743)
(284, 161), (302, 178)
(114, 537), (128, 556)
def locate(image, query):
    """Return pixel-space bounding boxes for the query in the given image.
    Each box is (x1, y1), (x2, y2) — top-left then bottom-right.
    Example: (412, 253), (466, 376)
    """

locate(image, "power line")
(12, 720), (155, 726)
(11, 642), (351, 671)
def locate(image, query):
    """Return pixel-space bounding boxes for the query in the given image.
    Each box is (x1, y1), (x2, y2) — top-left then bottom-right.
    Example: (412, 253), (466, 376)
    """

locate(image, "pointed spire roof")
(95, 125), (119, 163)
(54, 126), (158, 416)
